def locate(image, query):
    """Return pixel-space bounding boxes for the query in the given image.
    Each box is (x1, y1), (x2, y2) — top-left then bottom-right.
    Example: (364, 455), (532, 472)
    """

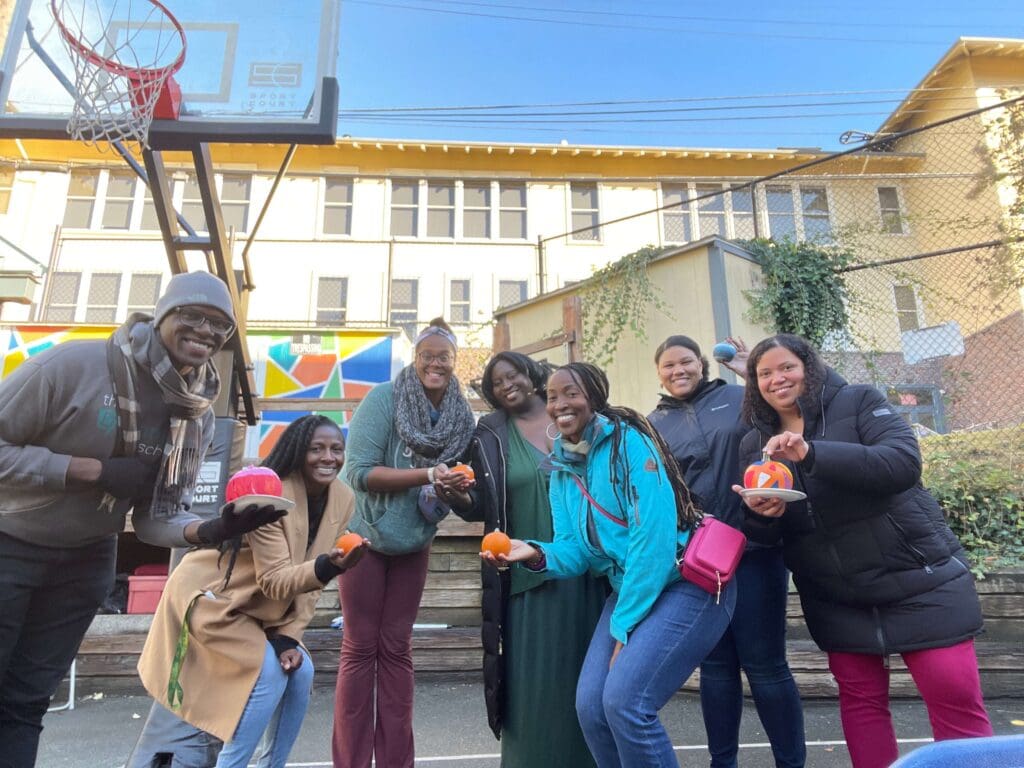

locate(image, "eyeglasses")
(176, 307), (235, 336)
(416, 351), (453, 366)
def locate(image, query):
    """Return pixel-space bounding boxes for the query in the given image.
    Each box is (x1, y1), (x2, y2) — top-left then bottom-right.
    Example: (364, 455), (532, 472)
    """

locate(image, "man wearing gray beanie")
(0, 270), (285, 768)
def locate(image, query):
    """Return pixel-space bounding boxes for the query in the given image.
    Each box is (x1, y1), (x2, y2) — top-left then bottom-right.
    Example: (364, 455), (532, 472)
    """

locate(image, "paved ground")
(38, 676), (1024, 767)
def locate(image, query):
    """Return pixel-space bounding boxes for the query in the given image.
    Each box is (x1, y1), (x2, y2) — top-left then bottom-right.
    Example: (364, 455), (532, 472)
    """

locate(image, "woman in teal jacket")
(490, 362), (735, 767)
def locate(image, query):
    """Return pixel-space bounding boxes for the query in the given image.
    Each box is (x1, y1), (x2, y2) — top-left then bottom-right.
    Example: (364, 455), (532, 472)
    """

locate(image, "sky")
(334, 0), (1024, 151)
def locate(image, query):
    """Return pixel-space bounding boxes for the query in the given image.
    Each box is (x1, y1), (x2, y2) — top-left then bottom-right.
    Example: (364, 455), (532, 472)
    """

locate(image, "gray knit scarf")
(103, 313), (220, 517)
(392, 364), (475, 467)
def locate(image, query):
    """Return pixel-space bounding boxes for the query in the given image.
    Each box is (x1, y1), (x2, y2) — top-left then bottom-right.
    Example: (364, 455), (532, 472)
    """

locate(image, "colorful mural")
(247, 330), (408, 457)
(0, 325), (408, 459)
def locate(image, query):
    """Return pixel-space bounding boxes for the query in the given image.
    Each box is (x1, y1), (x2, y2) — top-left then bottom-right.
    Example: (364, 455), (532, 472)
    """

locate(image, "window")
(127, 274), (162, 316)
(427, 181), (455, 238)
(316, 277), (348, 325)
(893, 284), (921, 333)
(181, 175), (208, 231)
(570, 182), (599, 241)
(662, 185), (692, 243)
(498, 280), (527, 308)
(499, 183), (527, 239)
(800, 187), (832, 240)
(101, 171), (137, 229)
(220, 174), (250, 233)
(63, 170), (99, 228)
(44, 271), (81, 322)
(390, 279), (419, 339)
(731, 187), (756, 239)
(390, 180), (418, 237)
(463, 182), (491, 238)
(765, 185), (796, 240)
(878, 187), (904, 234)
(0, 166), (13, 214)
(695, 183), (726, 238)
(886, 385), (945, 433)
(140, 189), (161, 231)
(323, 177), (353, 235)
(450, 280), (470, 323)
(84, 273), (122, 323)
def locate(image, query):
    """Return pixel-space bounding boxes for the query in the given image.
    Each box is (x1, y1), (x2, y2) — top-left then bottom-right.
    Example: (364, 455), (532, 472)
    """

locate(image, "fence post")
(493, 314), (511, 353)
(563, 295), (583, 362)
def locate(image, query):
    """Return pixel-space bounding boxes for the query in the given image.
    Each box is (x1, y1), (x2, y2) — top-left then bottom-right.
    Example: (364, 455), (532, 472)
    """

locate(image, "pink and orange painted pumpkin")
(226, 466), (284, 502)
(743, 460), (794, 491)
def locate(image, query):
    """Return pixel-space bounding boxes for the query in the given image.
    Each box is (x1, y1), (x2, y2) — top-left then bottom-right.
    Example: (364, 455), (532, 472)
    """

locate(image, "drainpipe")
(536, 234), (546, 295)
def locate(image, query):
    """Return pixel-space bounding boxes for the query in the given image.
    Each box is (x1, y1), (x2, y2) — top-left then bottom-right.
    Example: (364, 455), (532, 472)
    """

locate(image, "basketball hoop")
(50, 0), (187, 149)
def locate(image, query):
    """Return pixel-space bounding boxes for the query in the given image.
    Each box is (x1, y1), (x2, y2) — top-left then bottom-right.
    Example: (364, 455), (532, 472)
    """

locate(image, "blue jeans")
(0, 531), (115, 768)
(700, 547), (806, 768)
(216, 642), (314, 768)
(576, 578), (735, 768)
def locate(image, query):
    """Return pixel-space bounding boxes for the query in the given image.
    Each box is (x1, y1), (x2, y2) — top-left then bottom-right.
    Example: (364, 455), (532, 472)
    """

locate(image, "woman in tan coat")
(134, 415), (366, 768)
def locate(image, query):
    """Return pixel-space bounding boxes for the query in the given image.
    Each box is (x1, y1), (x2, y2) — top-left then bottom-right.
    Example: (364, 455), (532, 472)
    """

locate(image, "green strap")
(167, 593), (203, 711)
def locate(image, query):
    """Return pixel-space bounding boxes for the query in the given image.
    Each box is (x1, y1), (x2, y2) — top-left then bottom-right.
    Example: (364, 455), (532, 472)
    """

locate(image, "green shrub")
(920, 425), (1024, 576)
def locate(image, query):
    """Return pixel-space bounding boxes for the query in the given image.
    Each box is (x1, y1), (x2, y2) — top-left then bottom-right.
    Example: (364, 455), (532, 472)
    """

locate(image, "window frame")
(321, 176), (354, 237)
(892, 283), (923, 333)
(0, 165), (15, 215)
(389, 277), (419, 339)
(497, 279), (528, 308)
(448, 278), (472, 324)
(569, 181), (601, 242)
(757, 182), (834, 242)
(877, 185), (908, 235)
(82, 272), (123, 324)
(315, 275), (349, 325)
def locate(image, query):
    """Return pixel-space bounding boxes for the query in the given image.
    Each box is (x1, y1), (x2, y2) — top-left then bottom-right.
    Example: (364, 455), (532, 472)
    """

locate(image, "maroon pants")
(332, 546), (431, 768)
(828, 638), (993, 768)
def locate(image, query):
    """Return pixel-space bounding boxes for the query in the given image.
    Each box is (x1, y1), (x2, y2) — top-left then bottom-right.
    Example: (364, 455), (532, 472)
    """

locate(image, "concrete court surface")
(37, 676), (1024, 768)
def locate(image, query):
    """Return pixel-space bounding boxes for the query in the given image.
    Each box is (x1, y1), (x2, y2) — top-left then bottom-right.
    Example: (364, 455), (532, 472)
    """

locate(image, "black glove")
(98, 457), (160, 500)
(196, 503), (288, 547)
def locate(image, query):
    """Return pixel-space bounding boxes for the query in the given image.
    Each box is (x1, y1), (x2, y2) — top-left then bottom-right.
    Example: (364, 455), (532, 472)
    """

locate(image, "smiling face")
(488, 358), (536, 413)
(157, 305), (232, 374)
(414, 334), (456, 404)
(545, 368), (594, 443)
(302, 424), (346, 497)
(756, 346), (807, 415)
(657, 345), (705, 400)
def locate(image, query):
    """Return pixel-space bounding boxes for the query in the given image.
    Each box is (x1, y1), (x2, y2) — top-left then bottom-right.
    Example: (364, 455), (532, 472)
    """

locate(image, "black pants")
(0, 530), (116, 768)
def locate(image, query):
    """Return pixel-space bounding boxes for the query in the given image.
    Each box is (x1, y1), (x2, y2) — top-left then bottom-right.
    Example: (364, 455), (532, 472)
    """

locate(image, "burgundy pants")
(827, 638), (993, 768)
(332, 545), (431, 768)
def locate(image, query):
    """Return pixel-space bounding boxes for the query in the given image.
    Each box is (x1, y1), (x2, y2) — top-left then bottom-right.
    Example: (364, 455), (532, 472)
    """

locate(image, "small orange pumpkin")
(481, 529), (512, 557)
(334, 532), (364, 555)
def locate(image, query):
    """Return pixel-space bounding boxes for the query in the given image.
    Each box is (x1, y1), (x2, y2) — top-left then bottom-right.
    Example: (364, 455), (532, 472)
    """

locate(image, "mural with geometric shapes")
(0, 325), (410, 459)
(246, 329), (409, 457)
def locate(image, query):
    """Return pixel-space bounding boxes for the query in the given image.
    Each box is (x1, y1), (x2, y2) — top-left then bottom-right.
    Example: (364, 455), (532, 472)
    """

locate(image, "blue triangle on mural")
(289, 384), (326, 399)
(341, 339), (392, 383)
(267, 340), (299, 374)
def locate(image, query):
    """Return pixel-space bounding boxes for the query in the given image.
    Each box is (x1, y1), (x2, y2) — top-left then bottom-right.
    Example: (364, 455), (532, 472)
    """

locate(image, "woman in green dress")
(449, 351), (607, 767)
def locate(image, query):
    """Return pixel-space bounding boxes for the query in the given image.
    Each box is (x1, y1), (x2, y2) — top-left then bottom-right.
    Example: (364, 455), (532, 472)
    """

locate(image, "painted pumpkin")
(743, 460), (794, 490)
(451, 463), (476, 481)
(225, 465), (283, 501)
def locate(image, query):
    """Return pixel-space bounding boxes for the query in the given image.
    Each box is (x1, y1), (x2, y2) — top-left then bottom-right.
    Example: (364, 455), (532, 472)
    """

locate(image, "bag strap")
(571, 475), (627, 528)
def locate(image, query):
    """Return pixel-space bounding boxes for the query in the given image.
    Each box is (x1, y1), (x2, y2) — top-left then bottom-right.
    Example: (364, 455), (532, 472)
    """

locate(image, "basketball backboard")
(0, 0), (340, 149)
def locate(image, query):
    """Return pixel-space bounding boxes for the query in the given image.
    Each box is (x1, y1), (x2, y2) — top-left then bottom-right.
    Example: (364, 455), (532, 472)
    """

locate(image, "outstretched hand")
(732, 484), (786, 517)
(720, 336), (750, 378)
(480, 538), (541, 568)
(196, 502), (288, 546)
(328, 537), (371, 570)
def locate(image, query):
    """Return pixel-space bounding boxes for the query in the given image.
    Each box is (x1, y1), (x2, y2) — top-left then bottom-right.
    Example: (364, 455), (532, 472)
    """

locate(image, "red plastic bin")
(127, 568), (169, 614)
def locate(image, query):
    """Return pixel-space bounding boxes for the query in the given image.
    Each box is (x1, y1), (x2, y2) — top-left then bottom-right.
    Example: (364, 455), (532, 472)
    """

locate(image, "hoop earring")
(545, 423), (560, 441)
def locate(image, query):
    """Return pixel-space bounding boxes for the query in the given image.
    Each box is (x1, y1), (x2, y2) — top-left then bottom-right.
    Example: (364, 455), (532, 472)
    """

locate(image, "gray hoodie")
(0, 339), (212, 548)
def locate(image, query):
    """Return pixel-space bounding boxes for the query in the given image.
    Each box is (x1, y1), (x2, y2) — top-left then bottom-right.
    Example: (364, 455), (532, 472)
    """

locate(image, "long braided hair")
(262, 414), (344, 477)
(556, 362), (701, 530)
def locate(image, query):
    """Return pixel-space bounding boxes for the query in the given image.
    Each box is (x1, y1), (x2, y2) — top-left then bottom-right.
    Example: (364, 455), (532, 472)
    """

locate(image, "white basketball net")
(50, 0), (186, 149)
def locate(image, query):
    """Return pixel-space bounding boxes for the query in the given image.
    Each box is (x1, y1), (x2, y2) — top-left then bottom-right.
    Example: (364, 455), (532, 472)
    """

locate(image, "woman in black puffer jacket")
(735, 334), (992, 768)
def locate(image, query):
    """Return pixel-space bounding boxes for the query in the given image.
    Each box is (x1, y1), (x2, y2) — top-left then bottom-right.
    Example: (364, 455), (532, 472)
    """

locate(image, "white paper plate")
(222, 494), (295, 513)
(739, 488), (807, 502)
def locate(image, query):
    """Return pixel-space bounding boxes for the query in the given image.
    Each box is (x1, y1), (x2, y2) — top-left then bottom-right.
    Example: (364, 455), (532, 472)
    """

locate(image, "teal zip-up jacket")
(535, 414), (690, 644)
(342, 381), (437, 555)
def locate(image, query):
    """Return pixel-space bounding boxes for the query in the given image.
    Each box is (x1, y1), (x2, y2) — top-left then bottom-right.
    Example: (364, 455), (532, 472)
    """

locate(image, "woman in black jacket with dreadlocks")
(487, 362), (734, 768)
(735, 334), (991, 768)
(452, 352), (606, 767)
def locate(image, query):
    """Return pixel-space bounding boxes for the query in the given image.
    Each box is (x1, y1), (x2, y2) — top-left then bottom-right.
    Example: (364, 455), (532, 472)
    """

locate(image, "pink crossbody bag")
(571, 475), (746, 604)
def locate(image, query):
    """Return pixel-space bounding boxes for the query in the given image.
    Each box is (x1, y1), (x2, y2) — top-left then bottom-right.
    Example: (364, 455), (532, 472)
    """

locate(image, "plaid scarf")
(102, 313), (220, 517)
(392, 364), (475, 467)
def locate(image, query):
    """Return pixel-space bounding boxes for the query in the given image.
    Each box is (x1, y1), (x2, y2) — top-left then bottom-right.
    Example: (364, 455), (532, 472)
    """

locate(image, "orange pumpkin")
(451, 463), (475, 481)
(481, 529), (512, 557)
(334, 532), (364, 555)
(743, 460), (794, 490)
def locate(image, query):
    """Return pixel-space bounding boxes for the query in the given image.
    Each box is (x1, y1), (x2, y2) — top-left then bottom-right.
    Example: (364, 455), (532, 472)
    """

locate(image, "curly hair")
(554, 362), (701, 529)
(741, 333), (828, 431)
(479, 351), (554, 411)
(262, 415), (344, 478)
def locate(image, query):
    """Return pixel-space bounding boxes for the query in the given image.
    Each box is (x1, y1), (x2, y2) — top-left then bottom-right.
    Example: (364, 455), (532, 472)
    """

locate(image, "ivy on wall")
(738, 238), (854, 348)
(580, 244), (673, 367)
